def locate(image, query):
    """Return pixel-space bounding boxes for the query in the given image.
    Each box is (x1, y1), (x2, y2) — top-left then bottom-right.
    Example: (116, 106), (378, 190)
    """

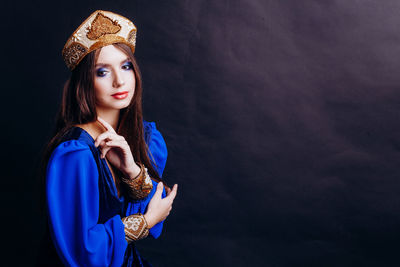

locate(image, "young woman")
(37, 10), (177, 267)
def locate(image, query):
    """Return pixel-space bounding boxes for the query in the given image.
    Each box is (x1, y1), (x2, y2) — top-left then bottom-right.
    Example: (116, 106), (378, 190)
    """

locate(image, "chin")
(100, 102), (130, 111)
(114, 102), (131, 110)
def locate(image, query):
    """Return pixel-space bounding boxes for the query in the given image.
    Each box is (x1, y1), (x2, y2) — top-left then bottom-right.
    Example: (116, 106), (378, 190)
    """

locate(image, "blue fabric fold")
(143, 121), (168, 177)
(125, 179), (166, 239)
(46, 140), (127, 267)
(45, 121), (168, 266)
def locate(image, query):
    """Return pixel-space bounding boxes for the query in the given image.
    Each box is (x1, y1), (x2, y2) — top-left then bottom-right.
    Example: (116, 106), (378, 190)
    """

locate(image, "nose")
(112, 70), (125, 88)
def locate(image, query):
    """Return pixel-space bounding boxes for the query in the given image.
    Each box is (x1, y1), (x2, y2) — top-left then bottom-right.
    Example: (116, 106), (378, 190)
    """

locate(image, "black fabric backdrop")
(2, 0), (400, 266)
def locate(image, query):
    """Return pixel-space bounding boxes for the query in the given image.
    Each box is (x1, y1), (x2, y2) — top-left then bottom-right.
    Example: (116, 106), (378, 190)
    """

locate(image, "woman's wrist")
(120, 163), (153, 200)
(144, 213), (156, 228)
(124, 163), (141, 179)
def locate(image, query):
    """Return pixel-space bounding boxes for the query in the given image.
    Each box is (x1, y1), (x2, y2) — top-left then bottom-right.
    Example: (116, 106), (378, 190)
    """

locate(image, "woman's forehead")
(96, 45), (129, 65)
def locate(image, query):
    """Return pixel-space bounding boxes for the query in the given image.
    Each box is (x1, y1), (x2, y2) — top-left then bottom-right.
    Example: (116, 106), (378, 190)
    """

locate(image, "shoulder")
(48, 126), (97, 166)
(52, 138), (91, 154)
(143, 120), (168, 176)
(46, 138), (99, 190)
(74, 121), (106, 141)
(143, 120), (165, 144)
(143, 120), (156, 141)
(48, 139), (93, 166)
(143, 121), (167, 153)
(46, 138), (98, 191)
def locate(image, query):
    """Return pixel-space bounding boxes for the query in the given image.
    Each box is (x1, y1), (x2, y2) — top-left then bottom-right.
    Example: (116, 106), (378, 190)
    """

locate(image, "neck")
(96, 107), (120, 130)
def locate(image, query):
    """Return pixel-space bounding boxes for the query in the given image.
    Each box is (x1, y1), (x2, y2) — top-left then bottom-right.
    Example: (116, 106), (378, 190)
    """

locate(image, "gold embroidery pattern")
(122, 214), (149, 242)
(121, 163), (153, 200)
(62, 43), (87, 70)
(127, 29), (137, 47)
(86, 13), (121, 40)
(62, 10), (137, 70)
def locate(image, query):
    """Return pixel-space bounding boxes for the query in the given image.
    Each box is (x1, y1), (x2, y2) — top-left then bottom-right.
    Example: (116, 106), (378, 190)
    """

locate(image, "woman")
(37, 10), (177, 266)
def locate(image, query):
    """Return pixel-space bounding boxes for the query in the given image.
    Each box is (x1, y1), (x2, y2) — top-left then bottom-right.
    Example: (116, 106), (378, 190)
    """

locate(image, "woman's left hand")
(94, 117), (140, 178)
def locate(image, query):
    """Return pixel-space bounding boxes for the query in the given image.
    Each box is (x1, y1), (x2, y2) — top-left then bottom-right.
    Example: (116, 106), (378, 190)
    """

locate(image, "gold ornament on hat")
(86, 13), (121, 40)
(62, 10), (137, 70)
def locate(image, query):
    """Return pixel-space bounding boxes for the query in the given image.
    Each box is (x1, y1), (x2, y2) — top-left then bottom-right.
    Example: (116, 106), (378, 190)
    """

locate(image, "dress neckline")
(73, 126), (96, 142)
(72, 126), (124, 201)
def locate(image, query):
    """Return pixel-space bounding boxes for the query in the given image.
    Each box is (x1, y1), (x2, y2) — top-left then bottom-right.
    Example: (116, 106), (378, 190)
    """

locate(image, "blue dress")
(40, 121), (167, 267)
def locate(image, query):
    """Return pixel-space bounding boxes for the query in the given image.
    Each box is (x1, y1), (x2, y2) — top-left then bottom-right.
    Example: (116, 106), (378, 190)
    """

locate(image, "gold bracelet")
(130, 163), (144, 180)
(121, 163), (153, 200)
(121, 213), (149, 243)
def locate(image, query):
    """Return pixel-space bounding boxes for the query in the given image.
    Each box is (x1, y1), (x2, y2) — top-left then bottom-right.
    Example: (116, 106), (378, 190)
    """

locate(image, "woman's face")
(93, 44), (135, 112)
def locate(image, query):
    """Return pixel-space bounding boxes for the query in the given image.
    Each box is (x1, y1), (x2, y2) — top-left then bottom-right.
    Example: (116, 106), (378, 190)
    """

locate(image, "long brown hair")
(41, 43), (163, 194)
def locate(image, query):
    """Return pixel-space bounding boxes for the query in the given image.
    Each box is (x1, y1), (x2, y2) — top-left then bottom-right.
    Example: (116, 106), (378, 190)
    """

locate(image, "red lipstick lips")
(112, 91), (129, 99)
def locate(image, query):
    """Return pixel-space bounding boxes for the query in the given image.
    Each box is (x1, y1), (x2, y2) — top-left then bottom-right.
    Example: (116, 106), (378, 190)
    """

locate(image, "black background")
(2, 0), (400, 266)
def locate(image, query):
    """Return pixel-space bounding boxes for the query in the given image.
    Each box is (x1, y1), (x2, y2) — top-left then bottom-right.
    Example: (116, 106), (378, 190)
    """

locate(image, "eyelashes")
(122, 62), (133, 70)
(95, 61), (133, 77)
(96, 68), (108, 77)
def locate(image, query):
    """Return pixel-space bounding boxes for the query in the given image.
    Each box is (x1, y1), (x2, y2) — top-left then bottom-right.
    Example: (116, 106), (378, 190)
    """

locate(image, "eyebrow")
(95, 58), (130, 67)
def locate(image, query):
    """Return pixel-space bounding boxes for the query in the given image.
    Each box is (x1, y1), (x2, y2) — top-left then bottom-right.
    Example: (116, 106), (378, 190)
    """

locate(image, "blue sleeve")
(126, 121), (168, 239)
(46, 140), (127, 267)
(143, 121), (168, 177)
(125, 180), (166, 239)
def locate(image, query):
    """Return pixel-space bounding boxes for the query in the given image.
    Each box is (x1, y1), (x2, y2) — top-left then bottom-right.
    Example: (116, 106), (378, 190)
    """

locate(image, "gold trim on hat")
(62, 10), (137, 70)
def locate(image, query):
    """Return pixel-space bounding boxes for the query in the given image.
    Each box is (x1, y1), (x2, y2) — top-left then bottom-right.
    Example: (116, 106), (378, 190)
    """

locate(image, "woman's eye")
(96, 68), (108, 77)
(122, 62), (133, 70)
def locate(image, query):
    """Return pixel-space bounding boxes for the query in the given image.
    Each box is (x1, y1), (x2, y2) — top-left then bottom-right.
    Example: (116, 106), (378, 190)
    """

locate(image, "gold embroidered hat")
(62, 10), (137, 70)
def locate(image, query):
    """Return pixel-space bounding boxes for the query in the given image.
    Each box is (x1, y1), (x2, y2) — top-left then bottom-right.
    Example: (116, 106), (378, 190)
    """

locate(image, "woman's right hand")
(144, 182), (178, 228)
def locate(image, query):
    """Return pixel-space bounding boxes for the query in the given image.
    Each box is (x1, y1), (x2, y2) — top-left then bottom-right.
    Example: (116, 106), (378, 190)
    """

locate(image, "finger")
(97, 141), (107, 157)
(97, 117), (117, 133)
(98, 140), (128, 158)
(95, 132), (124, 147)
(154, 182), (164, 198)
(94, 132), (112, 147)
(100, 140), (107, 148)
(101, 147), (112, 158)
(105, 140), (128, 149)
(166, 184), (178, 200)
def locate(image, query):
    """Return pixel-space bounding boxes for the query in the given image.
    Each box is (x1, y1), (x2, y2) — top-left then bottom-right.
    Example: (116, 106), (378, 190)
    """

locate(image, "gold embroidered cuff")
(121, 214), (149, 243)
(121, 163), (153, 200)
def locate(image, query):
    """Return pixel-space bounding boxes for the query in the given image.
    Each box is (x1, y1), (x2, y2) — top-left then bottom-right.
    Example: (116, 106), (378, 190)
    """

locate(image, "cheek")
(94, 78), (110, 94)
(123, 72), (136, 90)
(93, 81), (110, 103)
